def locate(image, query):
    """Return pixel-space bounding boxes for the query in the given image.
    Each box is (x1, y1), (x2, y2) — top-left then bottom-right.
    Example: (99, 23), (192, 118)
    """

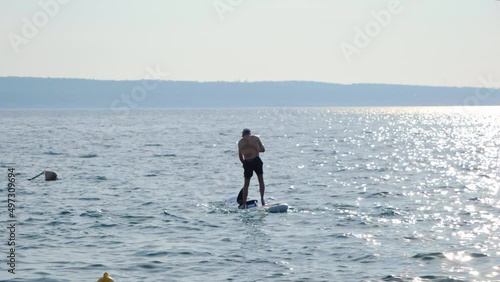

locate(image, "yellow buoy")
(97, 272), (115, 282)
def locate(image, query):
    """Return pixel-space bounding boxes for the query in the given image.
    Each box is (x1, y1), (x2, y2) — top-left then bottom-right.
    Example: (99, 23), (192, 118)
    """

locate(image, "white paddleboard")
(262, 203), (288, 213)
(225, 197), (288, 213)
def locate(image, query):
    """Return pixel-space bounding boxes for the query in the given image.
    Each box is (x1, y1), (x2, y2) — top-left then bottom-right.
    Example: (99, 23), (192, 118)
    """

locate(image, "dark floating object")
(45, 171), (57, 181)
(28, 171), (58, 181)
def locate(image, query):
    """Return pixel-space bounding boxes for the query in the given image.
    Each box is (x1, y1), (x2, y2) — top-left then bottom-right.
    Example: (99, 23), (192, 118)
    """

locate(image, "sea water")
(0, 107), (499, 282)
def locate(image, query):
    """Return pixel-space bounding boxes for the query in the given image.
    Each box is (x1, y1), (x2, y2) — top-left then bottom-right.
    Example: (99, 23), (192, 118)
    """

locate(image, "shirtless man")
(238, 128), (266, 208)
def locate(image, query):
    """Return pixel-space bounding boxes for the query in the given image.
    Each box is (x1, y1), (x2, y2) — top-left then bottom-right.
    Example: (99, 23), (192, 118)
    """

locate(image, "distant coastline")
(1, 77), (499, 109)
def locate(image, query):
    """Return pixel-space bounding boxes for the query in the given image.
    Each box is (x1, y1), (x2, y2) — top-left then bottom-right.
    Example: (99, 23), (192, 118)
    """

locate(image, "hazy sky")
(1, 0), (499, 87)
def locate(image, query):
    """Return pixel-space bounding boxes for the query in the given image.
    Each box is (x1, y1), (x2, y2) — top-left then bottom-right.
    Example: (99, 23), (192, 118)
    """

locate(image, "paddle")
(27, 171), (44, 181)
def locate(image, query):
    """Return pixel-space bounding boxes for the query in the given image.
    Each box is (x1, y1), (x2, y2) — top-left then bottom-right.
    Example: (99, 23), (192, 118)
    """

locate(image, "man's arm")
(238, 143), (245, 163)
(258, 138), (265, 153)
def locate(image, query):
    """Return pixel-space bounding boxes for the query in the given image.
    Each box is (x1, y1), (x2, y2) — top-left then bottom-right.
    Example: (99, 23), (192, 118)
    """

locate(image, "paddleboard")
(225, 196), (288, 213)
(262, 203), (288, 213)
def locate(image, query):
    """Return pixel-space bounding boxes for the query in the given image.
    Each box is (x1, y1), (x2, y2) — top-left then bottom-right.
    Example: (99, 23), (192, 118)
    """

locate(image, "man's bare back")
(238, 135), (263, 161)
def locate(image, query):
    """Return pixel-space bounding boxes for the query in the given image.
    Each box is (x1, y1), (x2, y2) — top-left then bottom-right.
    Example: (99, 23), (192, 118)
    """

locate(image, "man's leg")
(257, 174), (265, 206)
(241, 178), (250, 209)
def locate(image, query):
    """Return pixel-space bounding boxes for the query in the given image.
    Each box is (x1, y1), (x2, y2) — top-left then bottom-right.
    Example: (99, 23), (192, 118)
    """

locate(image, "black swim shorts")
(243, 156), (263, 179)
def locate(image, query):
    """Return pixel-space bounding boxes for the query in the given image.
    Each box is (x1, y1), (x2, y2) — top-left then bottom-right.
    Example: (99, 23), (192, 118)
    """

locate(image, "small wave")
(403, 234), (422, 240)
(43, 151), (65, 155)
(144, 143), (162, 147)
(328, 233), (349, 239)
(135, 251), (170, 257)
(83, 263), (107, 268)
(79, 153), (98, 158)
(412, 252), (445, 260)
(372, 206), (400, 217)
(94, 223), (117, 228)
(80, 210), (104, 218)
(352, 254), (377, 263)
(470, 253), (488, 258)
(122, 215), (155, 220)
(377, 208), (400, 217)
(153, 153), (176, 157)
(145, 174), (157, 177)
(206, 206), (239, 214)
(413, 252), (488, 262)
(419, 276), (466, 282)
(163, 210), (185, 219)
(78, 197), (100, 201)
(381, 275), (466, 282)
(24, 217), (45, 223)
(369, 191), (391, 197)
(333, 203), (357, 209)
(137, 263), (162, 269)
(381, 275), (406, 281)
(48, 220), (73, 226)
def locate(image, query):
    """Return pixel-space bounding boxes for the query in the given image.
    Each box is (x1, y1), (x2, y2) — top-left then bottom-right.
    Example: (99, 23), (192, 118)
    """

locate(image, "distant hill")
(0, 77), (499, 109)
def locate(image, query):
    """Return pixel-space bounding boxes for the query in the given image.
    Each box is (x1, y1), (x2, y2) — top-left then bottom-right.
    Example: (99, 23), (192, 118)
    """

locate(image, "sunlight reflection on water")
(0, 107), (498, 281)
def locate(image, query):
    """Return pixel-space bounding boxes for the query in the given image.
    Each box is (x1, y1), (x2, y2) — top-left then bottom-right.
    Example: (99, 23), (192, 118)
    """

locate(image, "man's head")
(242, 128), (251, 137)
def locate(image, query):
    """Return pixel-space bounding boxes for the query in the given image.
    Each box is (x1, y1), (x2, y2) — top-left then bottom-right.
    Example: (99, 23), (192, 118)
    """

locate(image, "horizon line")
(0, 76), (488, 89)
